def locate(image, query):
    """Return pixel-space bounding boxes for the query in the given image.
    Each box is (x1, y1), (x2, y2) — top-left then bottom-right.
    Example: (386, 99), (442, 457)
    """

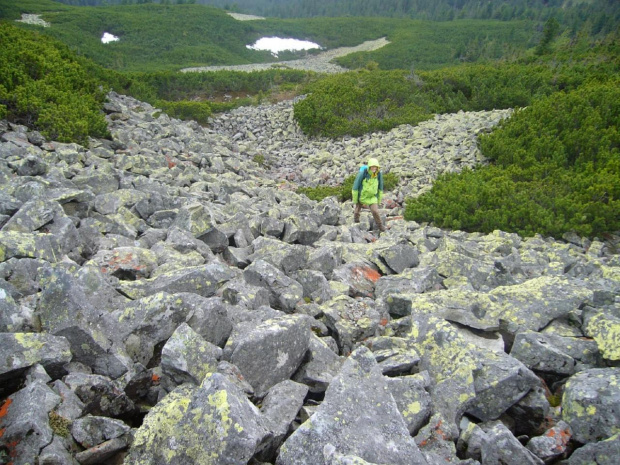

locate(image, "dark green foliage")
(0, 23), (109, 144)
(335, 19), (536, 71)
(536, 17), (560, 56)
(294, 70), (436, 138)
(294, 62), (574, 138)
(155, 99), (212, 123)
(2, 1), (544, 74)
(297, 185), (342, 202)
(405, 80), (620, 238)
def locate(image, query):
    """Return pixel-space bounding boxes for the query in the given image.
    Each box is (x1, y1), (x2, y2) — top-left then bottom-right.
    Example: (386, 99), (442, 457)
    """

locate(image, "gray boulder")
(387, 372), (432, 435)
(466, 348), (540, 422)
(526, 420), (572, 462)
(0, 332), (71, 395)
(479, 421), (543, 465)
(258, 379), (309, 460)
(562, 368), (620, 443)
(243, 259), (304, 312)
(0, 381), (61, 465)
(565, 433), (620, 465)
(276, 346), (428, 465)
(229, 315), (311, 397)
(161, 322), (221, 385)
(322, 295), (382, 355)
(282, 212), (323, 245)
(379, 242), (420, 274)
(126, 373), (269, 464)
(292, 334), (344, 393)
(71, 415), (131, 449)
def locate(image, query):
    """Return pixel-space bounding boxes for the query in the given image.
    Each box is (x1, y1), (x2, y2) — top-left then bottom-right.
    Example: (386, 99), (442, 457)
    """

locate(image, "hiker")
(352, 157), (388, 232)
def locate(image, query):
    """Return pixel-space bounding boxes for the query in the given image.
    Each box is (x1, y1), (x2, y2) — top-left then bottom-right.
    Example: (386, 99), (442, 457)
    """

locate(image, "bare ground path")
(181, 37), (390, 74)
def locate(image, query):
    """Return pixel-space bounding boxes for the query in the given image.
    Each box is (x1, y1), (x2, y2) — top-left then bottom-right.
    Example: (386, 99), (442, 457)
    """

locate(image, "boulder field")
(0, 92), (619, 465)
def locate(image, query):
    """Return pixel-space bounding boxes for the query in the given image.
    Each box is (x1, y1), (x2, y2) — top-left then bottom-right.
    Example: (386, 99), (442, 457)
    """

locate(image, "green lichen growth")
(586, 313), (620, 360)
(252, 154), (265, 166)
(49, 411), (71, 438)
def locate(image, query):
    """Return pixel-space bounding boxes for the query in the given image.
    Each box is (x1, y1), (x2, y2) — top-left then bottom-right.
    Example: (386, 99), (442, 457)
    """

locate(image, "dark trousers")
(354, 203), (385, 231)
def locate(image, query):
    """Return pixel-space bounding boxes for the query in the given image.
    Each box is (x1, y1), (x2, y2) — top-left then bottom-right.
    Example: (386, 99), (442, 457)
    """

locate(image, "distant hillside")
(1, 0), (540, 73)
(50, 0), (620, 37)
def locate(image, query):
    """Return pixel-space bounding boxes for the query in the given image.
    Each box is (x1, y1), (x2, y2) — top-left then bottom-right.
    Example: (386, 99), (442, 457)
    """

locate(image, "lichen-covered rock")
(584, 312), (620, 361)
(276, 347), (428, 465)
(0, 230), (61, 262)
(387, 372), (432, 435)
(562, 368), (620, 443)
(118, 262), (238, 299)
(0, 332), (71, 395)
(510, 330), (577, 375)
(412, 316), (479, 432)
(125, 373), (268, 465)
(243, 259), (304, 312)
(229, 315), (311, 397)
(0, 381), (61, 465)
(566, 433), (620, 464)
(466, 348), (540, 422)
(526, 420), (572, 462)
(332, 261), (382, 298)
(161, 322), (222, 386)
(322, 295), (382, 355)
(292, 333), (344, 393)
(71, 415), (131, 449)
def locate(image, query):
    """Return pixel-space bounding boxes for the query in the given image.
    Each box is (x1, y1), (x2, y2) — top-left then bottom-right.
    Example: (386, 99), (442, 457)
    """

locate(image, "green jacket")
(352, 168), (383, 205)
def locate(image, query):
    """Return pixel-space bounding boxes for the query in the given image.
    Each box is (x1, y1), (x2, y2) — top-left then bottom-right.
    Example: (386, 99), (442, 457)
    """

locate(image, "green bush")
(293, 63), (570, 139)
(0, 23), (109, 145)
(155, 99), (212, 124)
(405, 79), (620, 238)
(297, 185), (342, 202)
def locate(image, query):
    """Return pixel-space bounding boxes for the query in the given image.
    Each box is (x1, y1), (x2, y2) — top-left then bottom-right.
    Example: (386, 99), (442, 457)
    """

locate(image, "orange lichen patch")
(165, 154), (177, 169)
(0, 398), (12, 419)
(352, 266), (381, 283)
(100, 252), (147, 276)
(0, 427), (5, 439)
(151, 373), (160, 384)
(379, 318), (389, 326)
(418, 419), (450, 449)
(546, 425), (572, 451)
(6, 439), (19, 460)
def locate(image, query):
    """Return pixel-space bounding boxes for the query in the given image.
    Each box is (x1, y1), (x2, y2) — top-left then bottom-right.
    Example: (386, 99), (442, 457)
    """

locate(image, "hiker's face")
(370, 165), (378, 172)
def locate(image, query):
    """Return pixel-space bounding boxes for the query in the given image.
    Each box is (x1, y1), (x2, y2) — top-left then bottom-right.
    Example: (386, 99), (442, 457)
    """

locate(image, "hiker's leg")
(369, 203), (386, 231)
(354, 203), (361, 223)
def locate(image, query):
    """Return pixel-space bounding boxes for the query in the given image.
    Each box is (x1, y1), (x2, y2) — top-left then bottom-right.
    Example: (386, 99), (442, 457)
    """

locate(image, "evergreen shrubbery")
(404, 79), (620, 238)
(0, 23), (109, 144)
